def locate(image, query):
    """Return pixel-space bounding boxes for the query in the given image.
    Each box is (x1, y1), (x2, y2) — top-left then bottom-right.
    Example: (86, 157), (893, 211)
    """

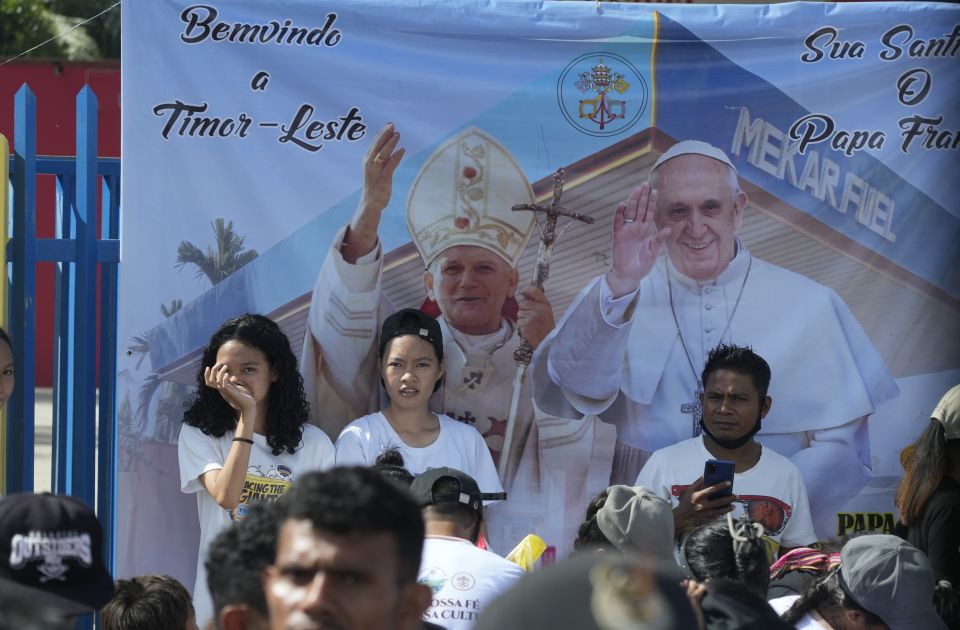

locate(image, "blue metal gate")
(4, 83), (120, 628)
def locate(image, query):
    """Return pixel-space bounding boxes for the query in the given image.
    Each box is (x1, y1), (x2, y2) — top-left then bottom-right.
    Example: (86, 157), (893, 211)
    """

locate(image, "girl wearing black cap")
(335, 309), (502, 504)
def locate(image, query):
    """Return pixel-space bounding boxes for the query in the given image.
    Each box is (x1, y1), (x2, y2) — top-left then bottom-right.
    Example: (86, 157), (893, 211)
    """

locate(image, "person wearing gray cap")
(592, 485), (675, 561)
(778, 534), (946, 629)
(894, 383), (960, 584)
(534, 138), (898, 539)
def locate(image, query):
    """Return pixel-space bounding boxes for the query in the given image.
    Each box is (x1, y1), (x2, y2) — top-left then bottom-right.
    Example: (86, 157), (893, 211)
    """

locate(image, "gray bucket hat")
(931, 384), (960, 440)
(596, 485), (674, 561)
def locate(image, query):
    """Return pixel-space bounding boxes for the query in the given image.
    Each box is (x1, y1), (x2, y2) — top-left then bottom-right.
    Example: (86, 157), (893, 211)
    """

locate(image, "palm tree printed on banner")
(160, 299), (183, 318)
(176, 218), (259, 286)
(122, 293), (199, 452)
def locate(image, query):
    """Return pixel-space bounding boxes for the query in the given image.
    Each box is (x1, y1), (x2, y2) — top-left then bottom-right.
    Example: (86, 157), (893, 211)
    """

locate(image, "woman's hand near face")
(204, 363), (257, 417)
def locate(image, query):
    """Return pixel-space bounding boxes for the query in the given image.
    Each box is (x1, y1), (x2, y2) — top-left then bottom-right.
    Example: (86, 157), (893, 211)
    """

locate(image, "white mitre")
(406, 127), (535, 268)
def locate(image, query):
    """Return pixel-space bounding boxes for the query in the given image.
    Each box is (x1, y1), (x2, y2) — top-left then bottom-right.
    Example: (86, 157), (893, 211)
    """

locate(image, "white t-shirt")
(335, 412), (503, 495)
(178, 423), (335, 628)
(418, 536), (525, 630)
(635, 436), (816, 552)
(769, 595), (829, 629)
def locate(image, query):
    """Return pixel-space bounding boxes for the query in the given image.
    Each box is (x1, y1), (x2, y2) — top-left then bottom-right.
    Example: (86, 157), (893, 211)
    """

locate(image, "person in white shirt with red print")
(636, 343), (816, 556)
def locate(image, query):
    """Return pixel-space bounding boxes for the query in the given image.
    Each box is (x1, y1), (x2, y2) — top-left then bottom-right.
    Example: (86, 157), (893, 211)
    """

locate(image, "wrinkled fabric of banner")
(119, 0), (960, 601)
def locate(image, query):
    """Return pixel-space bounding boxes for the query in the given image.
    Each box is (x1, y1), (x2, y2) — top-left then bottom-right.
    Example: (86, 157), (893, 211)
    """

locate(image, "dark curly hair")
(101, 574), (194, 630)
(182, 314), (308, 455)
(573, 488), (613, 552)
(681, 516), (770, 597)
(372, 447), (415, 489)
(206, 501), (278, 619)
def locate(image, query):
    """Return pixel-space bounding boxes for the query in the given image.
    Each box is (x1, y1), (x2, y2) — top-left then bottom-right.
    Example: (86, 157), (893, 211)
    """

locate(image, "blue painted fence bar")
(8, 85), (38, 493)
(4, 85), (121, 628)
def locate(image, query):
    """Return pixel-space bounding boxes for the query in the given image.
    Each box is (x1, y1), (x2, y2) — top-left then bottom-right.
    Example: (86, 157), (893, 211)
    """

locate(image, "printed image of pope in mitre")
(300, 123), (614, 553)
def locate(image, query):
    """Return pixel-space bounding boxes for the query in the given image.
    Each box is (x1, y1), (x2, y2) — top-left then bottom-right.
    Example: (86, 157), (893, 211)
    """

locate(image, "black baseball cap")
(0, 493), (115, 615)
(409, 467), (505, 513)
(379, 308), (444, 362)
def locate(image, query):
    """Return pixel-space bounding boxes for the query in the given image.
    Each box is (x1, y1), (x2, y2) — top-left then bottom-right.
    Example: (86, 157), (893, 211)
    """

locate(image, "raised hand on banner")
(343, 122), (405, 263)
(605, 183), (670, 298)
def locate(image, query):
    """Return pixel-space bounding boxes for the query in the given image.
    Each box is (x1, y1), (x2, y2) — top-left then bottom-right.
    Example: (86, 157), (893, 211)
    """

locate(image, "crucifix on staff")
(499, 168), (595, 478)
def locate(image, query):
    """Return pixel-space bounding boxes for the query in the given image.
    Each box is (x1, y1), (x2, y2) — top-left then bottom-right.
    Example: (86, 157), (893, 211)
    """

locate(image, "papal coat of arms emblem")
(557, 52), (648, 137)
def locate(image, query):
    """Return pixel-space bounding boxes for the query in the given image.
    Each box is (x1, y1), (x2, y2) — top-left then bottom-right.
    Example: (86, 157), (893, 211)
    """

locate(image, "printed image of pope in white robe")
(533, 140), (900, 539)
(300, 124), (614, 554)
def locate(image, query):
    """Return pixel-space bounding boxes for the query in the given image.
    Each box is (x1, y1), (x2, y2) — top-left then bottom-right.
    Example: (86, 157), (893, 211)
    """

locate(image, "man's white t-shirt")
(178, 423), (335, 628)
(418, 536), (524, 630)
(335, 412), (503, 495)
(635, 436), (816, 552)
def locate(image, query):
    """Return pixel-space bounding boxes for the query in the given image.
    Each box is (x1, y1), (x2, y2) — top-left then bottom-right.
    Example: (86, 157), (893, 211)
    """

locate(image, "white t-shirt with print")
(635, 436), (816, 551)
(178, 423), (335, 628)
(335, 412), (503, 495)
(418, 536), (524, 630)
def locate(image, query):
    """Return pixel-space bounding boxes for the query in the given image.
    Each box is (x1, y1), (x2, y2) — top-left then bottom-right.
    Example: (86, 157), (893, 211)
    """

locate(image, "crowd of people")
(1, 302), (958, 629)
(0, 133), (958, 629)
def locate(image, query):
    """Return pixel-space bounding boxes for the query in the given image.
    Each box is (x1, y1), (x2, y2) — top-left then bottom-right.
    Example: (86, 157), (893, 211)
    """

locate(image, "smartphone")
(703, 459), (735, 500)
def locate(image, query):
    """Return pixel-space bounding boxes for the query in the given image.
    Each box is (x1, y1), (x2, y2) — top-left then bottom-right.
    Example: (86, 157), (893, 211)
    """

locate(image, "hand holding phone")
(703, 459), (735, 500)
(673, 462), (738, 532)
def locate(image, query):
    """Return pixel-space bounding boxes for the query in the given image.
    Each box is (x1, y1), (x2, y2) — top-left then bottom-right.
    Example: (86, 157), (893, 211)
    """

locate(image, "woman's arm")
(199, 364), (260, 511)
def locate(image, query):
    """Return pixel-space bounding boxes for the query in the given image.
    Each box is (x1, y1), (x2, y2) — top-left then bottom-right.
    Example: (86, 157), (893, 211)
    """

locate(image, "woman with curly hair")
(178, 313), (334, 627)
(894, 384), (960, 585)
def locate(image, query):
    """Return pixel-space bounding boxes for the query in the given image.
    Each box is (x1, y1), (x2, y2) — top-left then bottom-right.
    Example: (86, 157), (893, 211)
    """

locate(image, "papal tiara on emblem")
(653, 139), (738, 174)
(406, 127), (535, 268)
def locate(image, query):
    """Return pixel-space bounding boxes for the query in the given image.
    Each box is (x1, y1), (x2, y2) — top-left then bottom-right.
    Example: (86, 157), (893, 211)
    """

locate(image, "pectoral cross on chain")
(681, 388), (704, 437)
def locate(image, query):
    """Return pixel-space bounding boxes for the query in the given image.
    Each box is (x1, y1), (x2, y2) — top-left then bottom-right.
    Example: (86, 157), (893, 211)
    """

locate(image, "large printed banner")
(119, 0), (960, 593)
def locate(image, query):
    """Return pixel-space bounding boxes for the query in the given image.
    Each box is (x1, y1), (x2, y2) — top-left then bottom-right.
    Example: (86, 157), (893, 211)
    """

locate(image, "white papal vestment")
(533, 246), (899, 538)
(300, 225), (615, 553)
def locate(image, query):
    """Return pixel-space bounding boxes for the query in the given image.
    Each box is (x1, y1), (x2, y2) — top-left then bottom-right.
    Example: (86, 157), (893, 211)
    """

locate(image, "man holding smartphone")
(635, 344), (816, 555)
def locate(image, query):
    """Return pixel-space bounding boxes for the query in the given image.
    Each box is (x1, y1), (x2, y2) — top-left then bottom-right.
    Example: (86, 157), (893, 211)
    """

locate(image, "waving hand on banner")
(343, 123), (405, 264)
(606, 183), (669, 298)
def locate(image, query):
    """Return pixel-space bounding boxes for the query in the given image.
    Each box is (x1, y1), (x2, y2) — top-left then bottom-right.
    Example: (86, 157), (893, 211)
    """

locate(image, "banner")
(119, 0), (960, 599)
